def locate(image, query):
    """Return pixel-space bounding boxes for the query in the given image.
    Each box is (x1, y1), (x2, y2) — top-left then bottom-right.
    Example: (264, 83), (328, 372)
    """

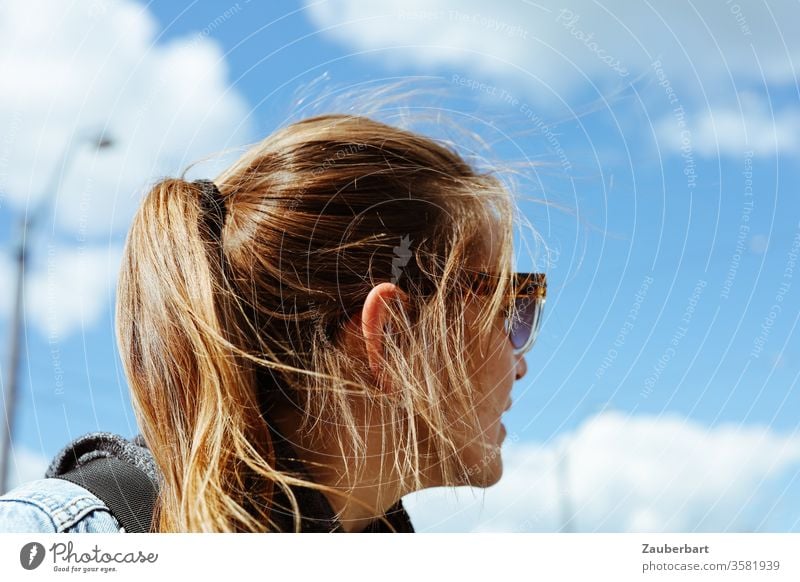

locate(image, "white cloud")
(657, 91), (800, 157)
(0, 0), (253, 237)
(0, 0), (253, 336)
(0, 242), (122, 337)
(403, 412), (800, 532)
(5, 446), (49, 491)
(303, 0), (800, 99)
(25, 244), (123, 339)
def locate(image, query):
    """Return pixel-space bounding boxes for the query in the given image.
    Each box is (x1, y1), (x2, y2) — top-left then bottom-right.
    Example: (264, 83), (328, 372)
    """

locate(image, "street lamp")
(0, 132), (114, 494)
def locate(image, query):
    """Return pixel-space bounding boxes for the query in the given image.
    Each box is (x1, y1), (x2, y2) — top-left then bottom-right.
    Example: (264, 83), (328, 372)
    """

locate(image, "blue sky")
(1, 0), (799, 532)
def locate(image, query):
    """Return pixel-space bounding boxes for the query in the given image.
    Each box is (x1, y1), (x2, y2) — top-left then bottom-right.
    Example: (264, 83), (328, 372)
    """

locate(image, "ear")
(360, 282), (409, 393)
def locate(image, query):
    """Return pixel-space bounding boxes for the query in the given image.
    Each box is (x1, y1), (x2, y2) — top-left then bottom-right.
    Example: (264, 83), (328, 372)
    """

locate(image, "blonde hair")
(115, 113), (518, 532)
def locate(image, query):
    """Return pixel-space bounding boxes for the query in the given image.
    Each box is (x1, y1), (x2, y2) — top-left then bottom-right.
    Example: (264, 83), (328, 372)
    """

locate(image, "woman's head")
(116, 113), (535, 532)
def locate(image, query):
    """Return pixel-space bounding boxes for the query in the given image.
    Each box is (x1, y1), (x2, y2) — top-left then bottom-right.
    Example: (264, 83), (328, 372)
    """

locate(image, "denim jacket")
(0, 429), (415, 533)
(0, 477), (123, 532)
(0, 431), (155, 533)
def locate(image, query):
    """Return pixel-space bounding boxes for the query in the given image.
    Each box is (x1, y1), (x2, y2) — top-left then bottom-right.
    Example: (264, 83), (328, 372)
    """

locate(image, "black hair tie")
(194, 179), (227, 241)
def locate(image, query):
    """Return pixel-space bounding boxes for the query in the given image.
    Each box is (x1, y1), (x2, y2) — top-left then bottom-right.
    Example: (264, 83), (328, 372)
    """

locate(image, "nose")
(515, 353), (527, 381)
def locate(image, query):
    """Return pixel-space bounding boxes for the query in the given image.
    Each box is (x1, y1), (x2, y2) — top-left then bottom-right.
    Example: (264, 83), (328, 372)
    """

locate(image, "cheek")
(453, 303), (512, 485)
(469, 322), (515, 413)
(466, 305), (513, 379)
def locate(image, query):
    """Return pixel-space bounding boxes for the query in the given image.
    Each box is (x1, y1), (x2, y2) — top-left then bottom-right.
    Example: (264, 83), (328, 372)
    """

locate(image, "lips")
(503, 399), (512, 412)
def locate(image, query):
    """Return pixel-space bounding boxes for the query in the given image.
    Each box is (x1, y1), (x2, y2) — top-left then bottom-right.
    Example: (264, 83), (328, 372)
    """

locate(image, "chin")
(459, 446), (504, 487)
(468, 463), (503, 487)
(483, 457), (504, 486)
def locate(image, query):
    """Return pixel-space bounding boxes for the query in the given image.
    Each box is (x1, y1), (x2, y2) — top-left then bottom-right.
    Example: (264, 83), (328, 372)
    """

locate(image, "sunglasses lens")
(509, 296), (544, 352)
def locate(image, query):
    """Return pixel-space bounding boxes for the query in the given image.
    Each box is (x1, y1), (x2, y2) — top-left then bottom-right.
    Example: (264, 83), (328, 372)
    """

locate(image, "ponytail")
(116, 178), (299, 531)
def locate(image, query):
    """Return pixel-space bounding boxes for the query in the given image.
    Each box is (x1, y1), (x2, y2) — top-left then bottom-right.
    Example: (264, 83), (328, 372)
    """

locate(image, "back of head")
(116, 113), (517, 532)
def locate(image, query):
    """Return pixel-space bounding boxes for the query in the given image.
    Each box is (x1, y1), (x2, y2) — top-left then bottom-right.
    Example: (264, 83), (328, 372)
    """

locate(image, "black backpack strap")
(55, 456), (158, 533)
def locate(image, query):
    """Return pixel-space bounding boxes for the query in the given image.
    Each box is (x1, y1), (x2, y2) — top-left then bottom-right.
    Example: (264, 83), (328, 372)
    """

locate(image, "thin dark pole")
(0, 133), (113, 494)
(0, 228), (26, 494)
(557, 440), (575, 533)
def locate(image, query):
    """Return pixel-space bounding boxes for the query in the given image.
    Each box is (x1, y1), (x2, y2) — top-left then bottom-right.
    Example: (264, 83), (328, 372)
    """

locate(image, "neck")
(266, 401), (406, 532)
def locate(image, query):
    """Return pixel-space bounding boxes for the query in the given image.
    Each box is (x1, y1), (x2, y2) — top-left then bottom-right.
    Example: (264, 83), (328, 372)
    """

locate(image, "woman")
(0, 113), (546, 532)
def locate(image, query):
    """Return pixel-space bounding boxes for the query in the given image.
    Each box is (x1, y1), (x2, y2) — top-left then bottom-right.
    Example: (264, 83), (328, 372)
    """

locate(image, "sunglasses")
(468, 270), (547, 356)
(325, 271), (547, 355)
